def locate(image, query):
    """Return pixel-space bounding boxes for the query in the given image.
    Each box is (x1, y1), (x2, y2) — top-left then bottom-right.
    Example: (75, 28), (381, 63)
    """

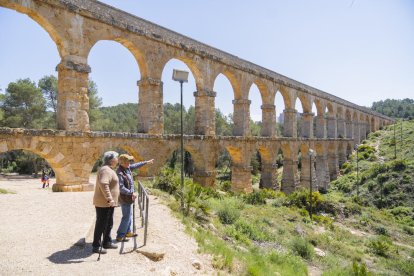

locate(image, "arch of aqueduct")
(0, 0), (393, 193)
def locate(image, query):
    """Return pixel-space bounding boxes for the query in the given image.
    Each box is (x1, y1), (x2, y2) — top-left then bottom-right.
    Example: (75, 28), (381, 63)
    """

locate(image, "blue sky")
(1, 0), (413, 121)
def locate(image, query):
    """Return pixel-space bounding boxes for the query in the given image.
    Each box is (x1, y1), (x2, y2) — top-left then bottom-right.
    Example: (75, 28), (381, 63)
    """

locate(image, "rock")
(162, 266), (177, 276)
(236, 245), (248, 252)
(314, 247), (326, 257)
(208, 223), (217, 232)
(136, 249), (165, 261)
(295, 224), (305, 237)
(191, 258), (202, 270)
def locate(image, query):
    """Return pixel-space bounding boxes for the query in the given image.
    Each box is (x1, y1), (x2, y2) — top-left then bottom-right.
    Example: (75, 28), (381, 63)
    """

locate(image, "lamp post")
(172, 69), (189, 210)
(308, 147), (315, 221)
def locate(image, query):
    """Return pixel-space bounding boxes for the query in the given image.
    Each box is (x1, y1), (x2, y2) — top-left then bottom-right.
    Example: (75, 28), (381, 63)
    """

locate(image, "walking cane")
(97, 208), (112, 261)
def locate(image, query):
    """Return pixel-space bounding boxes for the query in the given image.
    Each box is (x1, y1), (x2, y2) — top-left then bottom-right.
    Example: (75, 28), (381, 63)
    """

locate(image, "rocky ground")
(0, 175), (214, 275)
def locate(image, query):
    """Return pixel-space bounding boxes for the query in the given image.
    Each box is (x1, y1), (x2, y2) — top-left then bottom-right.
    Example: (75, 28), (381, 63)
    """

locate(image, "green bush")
(217, 198), (241, 225)
(344, 201), (362, 217)
(367, 236), (392, 257)
(243, 189), (279, 205)
(403, 225), (414, 235)
(153, 166), (179, 194)
(390, 159), (407, 171)
(373, 226), (388, 236)
(233, 219), (272, 242)
(290, 237), (314, 260)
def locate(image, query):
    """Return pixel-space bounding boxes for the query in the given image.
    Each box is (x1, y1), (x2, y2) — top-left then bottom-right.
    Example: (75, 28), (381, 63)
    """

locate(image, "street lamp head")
(308, 149), (315, 157)
(172, 69), (189, 83)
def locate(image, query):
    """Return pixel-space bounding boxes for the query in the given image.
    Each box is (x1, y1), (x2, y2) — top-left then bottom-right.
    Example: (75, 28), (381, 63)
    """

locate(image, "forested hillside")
(371, 98), (414, 119)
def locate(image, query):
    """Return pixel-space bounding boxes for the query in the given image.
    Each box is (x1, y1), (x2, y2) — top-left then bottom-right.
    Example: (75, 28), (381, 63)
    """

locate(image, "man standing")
(92, 151), (120, 254)
(116, 154), (153, 242)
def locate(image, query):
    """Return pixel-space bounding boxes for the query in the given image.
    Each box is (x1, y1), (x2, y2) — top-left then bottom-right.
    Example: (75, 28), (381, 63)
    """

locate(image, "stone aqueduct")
(0, 0), (393, 193)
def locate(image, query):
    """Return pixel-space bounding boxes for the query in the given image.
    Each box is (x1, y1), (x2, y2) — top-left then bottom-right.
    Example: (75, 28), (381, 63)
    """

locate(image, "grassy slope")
(143, 120), (414, 275)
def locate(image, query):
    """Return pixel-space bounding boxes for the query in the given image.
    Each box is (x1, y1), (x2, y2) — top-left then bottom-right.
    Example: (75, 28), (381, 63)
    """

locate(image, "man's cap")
(119, 154), (134, 162)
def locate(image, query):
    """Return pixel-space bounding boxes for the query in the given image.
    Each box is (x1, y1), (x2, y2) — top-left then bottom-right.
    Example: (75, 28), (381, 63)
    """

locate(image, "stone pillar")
(353, 122), (360, 144)
(360, 123), (367, 141)
(283, 108), (298, 137)
(315, 154), (330, 191)
(231, 165), (252, 193)
(299, 155), (317, 190)
(328, 152), (339, 181)
(193, 170), (216, 187)
(232, 99), (251, 136)
(260, 162), (278, 190)
(315, 115), (326, 138)
(194, 90), (216, 135)
(261, 104), (276, 137)
(346, 120), (353, 139)
(338, 146), (347, 169)
(56, 59), (91, 131)
(281, 158), (298, 194)
(301, 112), (314, 138)
(337, 118), (346, 138)
(138, 77), (163, 134)
(326, 116), (337, 138)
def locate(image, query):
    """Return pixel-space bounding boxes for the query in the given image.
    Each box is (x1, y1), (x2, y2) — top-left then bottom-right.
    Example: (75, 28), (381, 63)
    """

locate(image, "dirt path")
(0, 176), (214, 275)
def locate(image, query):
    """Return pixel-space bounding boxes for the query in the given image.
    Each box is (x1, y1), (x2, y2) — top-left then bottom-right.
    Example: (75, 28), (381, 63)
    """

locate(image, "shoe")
(103, 242), (118, 249)
(126, 232), (138, 238)
(116, 236), (130, 242)
(92, 247), (107, 254)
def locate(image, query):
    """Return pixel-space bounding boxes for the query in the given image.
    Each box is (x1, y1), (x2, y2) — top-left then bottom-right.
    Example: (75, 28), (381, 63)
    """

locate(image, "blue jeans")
(116, 203), (132, 238)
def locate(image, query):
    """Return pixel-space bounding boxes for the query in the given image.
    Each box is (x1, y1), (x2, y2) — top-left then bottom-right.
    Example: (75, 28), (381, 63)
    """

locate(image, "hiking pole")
(133, 195), (137, 249)
(97, 208), (112, 261)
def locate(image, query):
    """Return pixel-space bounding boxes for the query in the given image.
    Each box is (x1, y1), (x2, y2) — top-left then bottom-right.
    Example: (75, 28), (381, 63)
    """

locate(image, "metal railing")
(137, 181), (149, 246)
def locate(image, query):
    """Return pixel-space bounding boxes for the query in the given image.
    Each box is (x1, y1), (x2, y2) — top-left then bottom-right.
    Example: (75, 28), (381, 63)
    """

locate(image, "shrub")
(243, 191), (266, 205)
(233, 219), (272, 242)
(373, 226), (388, 236)
(217, 198), (241, 224)
(390, 159), (407, 171)
(290, 237), (314, 260)
(344, 201), (362, 217)
(367, 236), (392, 257)
(243, 189), (279, 205)
(403, 225), (414, 235)
(153, 166), (179, 194)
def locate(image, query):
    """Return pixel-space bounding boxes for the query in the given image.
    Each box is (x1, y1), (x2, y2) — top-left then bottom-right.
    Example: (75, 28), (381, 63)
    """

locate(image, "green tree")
(88, 80), (103, 128)
(38, 75), (58, 116)
(1, 79), (46, 128)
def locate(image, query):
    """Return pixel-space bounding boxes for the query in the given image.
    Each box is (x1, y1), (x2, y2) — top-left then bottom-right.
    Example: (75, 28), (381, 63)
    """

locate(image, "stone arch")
(326, 102), (335, 117)
(0, 0), (66, 57)
(87, 38), (148, 77)
(352, 110), (358, 121)
(161, 56), (203, 91)
(248, 82), (263, 126)
(296, 93), (312, 113)
(313, 98), (325, 116)
(212, 68), (241, 100)
(277, 86), (295, 110)
(213, 73), (234, 119)
(0, 136), (84, 191)
(345, 109), (352, 121)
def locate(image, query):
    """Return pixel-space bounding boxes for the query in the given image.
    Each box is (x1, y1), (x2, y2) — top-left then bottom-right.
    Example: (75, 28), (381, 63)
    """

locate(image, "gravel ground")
(0, 176), (214, 275)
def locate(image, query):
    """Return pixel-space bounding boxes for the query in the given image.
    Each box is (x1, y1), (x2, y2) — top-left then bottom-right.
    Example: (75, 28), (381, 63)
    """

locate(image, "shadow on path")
(47, 239), (94, 264)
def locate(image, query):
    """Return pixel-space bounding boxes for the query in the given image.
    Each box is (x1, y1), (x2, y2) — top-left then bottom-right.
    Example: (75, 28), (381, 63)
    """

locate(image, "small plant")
(290, 237), (314, 260)
(373, 226), (388, 236)
(352, 261), (372, 276)
(402, 225), (414, 235)
(367, 235), (392, 257)
(217, 198), (241, 224)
